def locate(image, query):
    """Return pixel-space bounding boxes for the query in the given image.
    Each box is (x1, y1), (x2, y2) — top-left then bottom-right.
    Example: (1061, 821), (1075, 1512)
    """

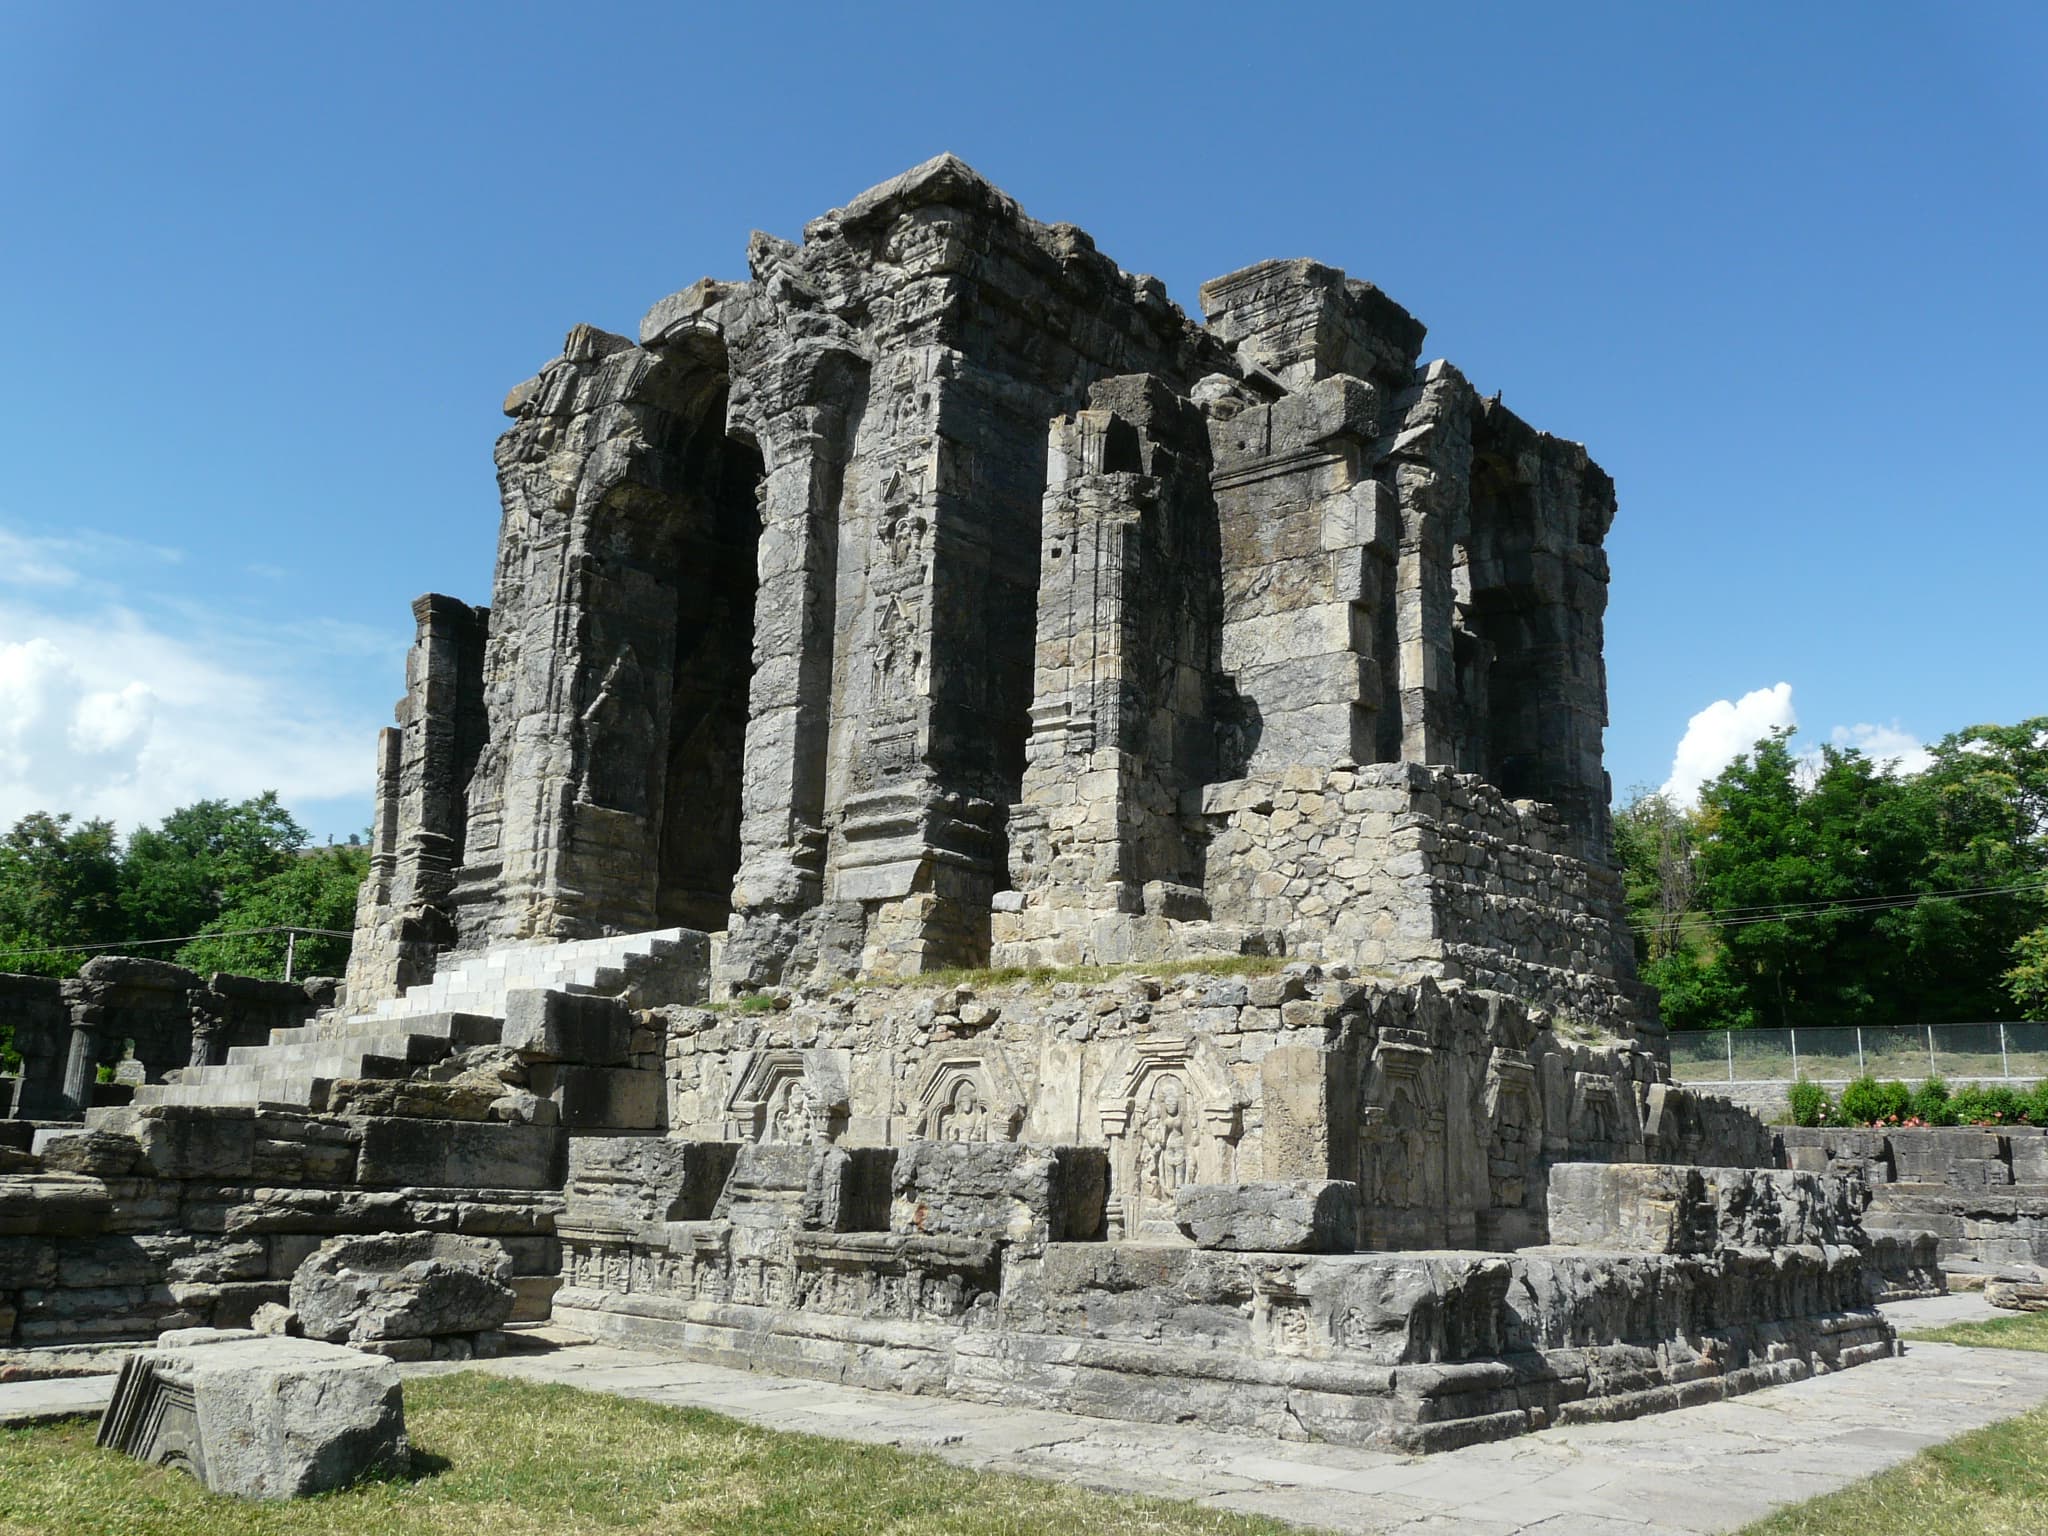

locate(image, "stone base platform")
(554, 1241), (1900, 1454)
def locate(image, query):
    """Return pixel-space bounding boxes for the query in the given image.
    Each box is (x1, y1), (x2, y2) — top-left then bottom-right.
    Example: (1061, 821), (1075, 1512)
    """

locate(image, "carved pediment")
(911, 1046), (1025, 1143)
(723, 1048), (851, 1145)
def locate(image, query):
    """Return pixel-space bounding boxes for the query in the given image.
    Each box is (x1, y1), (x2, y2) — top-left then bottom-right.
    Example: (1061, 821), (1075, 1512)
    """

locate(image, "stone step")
(285, 1012), (500, 1049)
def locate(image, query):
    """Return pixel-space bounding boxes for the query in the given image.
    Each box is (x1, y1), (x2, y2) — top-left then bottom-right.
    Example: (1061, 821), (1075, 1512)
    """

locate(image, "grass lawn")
(0, 1373), (1292, 1536)
(1739, 1312), (2048, 1533)
(1901, 1309), (2048, 1353)
(1738, 1401), (2048, 1535)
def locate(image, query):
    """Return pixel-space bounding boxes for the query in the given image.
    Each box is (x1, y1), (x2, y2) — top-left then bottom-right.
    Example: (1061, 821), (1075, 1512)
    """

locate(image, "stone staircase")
(132, 930), (690, 1110)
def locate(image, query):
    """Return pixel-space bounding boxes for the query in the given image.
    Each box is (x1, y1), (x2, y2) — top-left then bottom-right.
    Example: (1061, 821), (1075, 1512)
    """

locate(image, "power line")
(1632, 878), (2048, 935)
(1681, 877), (2041, 922)
(0, 925), (351, 967)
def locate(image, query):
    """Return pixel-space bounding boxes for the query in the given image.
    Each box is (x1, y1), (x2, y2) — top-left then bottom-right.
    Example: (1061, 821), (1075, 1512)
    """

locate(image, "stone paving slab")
(3, 1295), (2044, 1534)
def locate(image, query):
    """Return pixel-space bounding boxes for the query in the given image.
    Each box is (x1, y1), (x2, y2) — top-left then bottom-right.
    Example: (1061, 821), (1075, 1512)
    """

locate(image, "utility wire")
(0, 924), (351, 966)
(1632, 878), (2048, 934)
(1674, 876), (2041, 921)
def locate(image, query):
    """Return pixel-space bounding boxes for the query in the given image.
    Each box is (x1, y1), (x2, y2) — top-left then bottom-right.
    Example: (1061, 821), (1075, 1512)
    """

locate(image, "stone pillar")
(1382, 362), (1472, 768)
(397, 594), (488, 912)
(58, 986), (101, 1119)
(1464, 399), (1619, 864)
(723, 367), (864, 987)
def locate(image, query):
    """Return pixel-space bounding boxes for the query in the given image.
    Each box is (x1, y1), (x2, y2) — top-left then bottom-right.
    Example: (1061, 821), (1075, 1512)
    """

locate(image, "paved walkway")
(3, 1295), (2042, 1534)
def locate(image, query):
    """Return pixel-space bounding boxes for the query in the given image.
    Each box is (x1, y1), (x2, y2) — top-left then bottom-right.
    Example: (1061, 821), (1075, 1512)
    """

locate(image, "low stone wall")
(2, 963), (321, 1123)
(1778, 1125), (2048, 1273)
(0, 1105), (563, 1353)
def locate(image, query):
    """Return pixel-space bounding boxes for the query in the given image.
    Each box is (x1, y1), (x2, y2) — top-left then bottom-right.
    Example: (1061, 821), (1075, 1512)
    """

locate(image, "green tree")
(176, 845), (369, 980)
(2009, 925), (2048, 1018)
(120, 793), (307, 943)
(1613, 790), (1698, 961)
(0, 812), (124, 978)
(1879, 718), (2048, 1022)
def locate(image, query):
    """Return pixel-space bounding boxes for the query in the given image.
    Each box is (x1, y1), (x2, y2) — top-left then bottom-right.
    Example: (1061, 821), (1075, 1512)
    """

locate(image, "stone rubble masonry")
(340, 154), (1629, 1006)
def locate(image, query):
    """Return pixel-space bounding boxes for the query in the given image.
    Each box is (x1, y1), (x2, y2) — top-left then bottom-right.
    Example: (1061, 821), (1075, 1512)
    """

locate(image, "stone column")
(1382, 362), (1472, 768)
(724, 386), (861, 983)
(58, 985), (102, 1119)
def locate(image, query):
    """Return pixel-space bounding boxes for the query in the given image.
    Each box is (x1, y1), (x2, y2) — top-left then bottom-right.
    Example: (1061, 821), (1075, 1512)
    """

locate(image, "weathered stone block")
(291, 1232), (515, 1344)
(539, 1064), (662, 1131)
(355, 1119), (561, 1189)
(98, 1335), (407, 1499)
(501, 989), (632, 1066)
(1986, 1265), (2048, 1313)
(1174, 1180), (1359, 1252)
(134, 1107), (258, 1179)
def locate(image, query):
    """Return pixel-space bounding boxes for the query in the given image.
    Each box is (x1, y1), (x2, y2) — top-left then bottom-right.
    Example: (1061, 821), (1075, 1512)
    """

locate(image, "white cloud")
(1660, 682), (1798, 805)
(1660, 685), (1936, 806)
(1825, 722), (1933, 778)
(0, 524), (390, 838)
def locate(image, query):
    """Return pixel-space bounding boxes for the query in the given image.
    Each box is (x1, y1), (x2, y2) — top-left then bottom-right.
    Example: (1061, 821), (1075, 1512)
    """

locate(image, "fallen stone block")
(1174, 1180), (1359, 1252)
(97, 1334), (407, 1498)
(291, 1231), (515, 1345)
(1985, 1264), (2048, 1313)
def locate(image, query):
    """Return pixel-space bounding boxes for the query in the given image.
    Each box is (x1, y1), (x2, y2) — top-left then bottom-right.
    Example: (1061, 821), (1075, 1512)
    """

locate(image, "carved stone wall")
(655, 968), (1759, 1254)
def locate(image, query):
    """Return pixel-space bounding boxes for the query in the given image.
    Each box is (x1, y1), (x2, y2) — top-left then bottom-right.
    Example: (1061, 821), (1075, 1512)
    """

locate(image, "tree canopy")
(0, 793), (367, 1069)
(1619, 718), (2048, 1030)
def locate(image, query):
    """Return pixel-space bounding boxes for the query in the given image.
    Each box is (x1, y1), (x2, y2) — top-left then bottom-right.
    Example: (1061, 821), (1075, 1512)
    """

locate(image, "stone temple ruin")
(1, 157), (1945, 1452)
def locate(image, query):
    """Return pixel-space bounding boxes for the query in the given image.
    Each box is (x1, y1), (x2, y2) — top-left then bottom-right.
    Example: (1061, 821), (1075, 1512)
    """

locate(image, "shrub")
(1840, 1075), (1912, 1125)
(1788, 1078), (1834, 1128)
(1912, 1076), (1956, 1127)
(2030, 1079), (2048, 1127)
(1949, 1084), (2029, 1126)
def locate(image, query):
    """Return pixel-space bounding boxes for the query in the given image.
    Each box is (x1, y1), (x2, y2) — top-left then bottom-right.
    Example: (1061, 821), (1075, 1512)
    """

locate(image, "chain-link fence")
(1669, 1022), (2048, 1084)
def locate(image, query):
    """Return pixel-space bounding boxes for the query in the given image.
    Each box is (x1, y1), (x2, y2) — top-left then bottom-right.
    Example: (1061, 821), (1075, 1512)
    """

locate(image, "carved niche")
(1359, 1026), (1438, 1216)
(1097, 1035), (1244, 1240)
(911, 1046), (1025, 1143)
(723, 1048), (850, 1145)
(1482, 1046), (1543, 1208)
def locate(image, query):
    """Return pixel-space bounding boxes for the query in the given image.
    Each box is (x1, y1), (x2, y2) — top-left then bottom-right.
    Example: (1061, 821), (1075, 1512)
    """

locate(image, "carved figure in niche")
(769, 1077), (814, 1144)
(1269, 1298), (1313, 1357)
(1374, 1090), (1426, 1208)
(935, 1076), (987, 1142)
(1140, 1075), (1190, 1202)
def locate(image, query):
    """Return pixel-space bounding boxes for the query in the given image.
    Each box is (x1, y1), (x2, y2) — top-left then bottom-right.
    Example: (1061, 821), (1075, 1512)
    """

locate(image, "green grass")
(0, 1373), (1289, 1536)
(1738, 1401), (2048, 1535)
(1903, 1310), (2048, 1353)
(1738, 1312), (2048, 1532)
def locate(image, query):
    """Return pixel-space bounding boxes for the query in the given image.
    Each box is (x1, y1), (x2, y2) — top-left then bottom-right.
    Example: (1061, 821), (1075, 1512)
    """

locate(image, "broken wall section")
(1199, 762), (1646, 1029)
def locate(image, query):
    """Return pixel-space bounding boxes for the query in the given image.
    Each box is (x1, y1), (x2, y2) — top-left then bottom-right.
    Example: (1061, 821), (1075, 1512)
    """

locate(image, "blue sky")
(1, 2), (2041, 842)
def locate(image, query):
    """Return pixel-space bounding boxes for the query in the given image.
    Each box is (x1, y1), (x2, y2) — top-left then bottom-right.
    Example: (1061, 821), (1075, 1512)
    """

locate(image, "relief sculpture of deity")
(1140, 1074), (1190, 1203)
(768, 1077), (814, 1144)
(934, 1076), (987, 1142)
